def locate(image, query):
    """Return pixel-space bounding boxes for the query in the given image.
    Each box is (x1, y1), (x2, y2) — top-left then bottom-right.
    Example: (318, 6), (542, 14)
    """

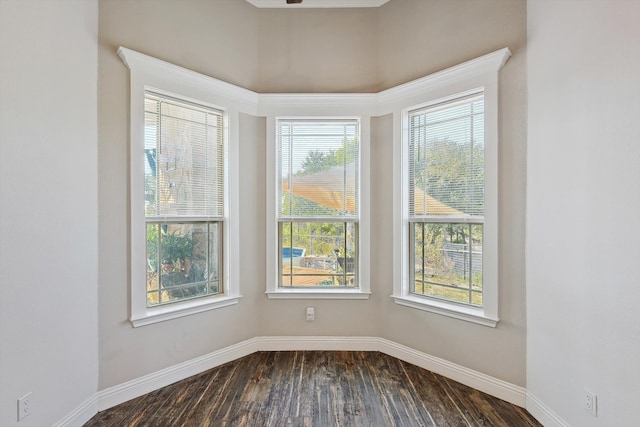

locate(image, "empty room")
(1, 0), (638, 426)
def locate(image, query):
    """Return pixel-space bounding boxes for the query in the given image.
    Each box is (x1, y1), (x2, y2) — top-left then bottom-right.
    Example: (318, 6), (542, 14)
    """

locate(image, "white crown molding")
(118, 46), (510, 119)
(376, 47), (511, 114)
(246, 0), (390, 8)
(117, 47), (259, 115)
(258, 93), (378, 116)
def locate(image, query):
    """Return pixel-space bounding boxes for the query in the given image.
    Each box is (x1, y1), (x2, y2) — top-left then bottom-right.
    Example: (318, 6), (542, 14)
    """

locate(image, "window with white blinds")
(144, 93), (224, 218)
(408, 93), (484, 220)
(276, 118), (360, 288)
(143, 92), (224, 306)
(408, 92), (485, 307)
(278, 119), (359, 219)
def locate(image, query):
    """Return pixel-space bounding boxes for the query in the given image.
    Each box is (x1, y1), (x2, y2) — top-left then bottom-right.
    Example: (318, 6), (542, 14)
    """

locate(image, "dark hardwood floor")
(85, 351), (541, 427)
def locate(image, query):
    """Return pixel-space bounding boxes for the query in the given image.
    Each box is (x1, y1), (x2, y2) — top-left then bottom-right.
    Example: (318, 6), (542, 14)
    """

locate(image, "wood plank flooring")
(84, 351), (541, 427)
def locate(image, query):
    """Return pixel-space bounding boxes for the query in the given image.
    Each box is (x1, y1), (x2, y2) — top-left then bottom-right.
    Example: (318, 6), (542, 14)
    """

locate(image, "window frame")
(276, 117), (361, 290)
(119, 47), (251, 327)
(143, 92), (225, 307)
(388, 49), (510, 327)
(264, 109), (372, 300)
(407, 91), (485, 307)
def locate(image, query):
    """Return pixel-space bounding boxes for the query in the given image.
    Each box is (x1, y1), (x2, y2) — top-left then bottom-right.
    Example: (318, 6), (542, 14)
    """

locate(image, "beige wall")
(98, 0), (527, 390)
(98, 0), (262, 389)
(376, 0), (528, 385)
(378, 0), (526, 90)
(527, 1), (640, 424)
(256, 8), (379, 93)
(1, 1), (99, 425)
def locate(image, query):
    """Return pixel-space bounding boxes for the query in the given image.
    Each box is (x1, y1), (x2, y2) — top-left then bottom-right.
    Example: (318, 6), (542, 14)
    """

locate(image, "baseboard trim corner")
(526, 392), (570, 427)
(53, 394), (99, 427)
(87, 335), (533, 421)
(255, 336), (525, 407)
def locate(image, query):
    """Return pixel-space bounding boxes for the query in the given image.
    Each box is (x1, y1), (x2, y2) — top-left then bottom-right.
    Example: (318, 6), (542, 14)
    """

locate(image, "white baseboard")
(58, 336), (545, 426)
(377, 338), (527, 407)
(53, 394), (98, 427)
(526, 392), (570, 427)
(255, 335), (380, 352)
(97, 337), (258, 411)
(256, 336), (527, 407)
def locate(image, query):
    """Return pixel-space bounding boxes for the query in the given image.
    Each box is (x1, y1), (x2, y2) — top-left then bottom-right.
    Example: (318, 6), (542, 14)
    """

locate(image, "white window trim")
(387, 48), (511, 328)
(117, 46), (510, 321)
(262, 99), (372, 299)
(118, 47), (257, 327)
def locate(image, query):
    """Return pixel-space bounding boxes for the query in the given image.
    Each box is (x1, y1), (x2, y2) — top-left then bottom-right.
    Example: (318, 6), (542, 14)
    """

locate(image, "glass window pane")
(411, 222), (482, 306)
(146, 221), (221, 306)
(470, 224), (483, 305)
(409, 94), (484, 218)
(278, 120), (359, 218)
(279, 221), (357, 287)
(144, 93), (224, 218)
(207, 222), (221, 293)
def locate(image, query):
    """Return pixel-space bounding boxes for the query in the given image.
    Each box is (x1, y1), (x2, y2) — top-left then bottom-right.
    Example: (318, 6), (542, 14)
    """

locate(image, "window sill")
(130, 295), (241, 327)
(391, 294), (498, 328)
(266, 289), (371, 300)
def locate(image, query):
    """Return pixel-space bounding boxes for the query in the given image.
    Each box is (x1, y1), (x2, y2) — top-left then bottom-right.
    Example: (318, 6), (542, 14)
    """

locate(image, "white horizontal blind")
(408, 93), (484, 219)
(144, 93), (224, 218)
(278, 119), (359, 220)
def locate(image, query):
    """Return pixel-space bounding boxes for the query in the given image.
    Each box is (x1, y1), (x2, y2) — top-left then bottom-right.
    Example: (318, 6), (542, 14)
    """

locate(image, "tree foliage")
(296, 138), (358, 176)
(413, 137), (484, 217)
(281, 137), (358, 264)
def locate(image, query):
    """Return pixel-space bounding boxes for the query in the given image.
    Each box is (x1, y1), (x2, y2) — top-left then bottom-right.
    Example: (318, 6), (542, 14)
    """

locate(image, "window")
(391, 48), (509, 327)
(119, 47), (245, 327)
(277, 119), (360, 289)
(144, 93), (223, 306)
(408, 92), (484, 306)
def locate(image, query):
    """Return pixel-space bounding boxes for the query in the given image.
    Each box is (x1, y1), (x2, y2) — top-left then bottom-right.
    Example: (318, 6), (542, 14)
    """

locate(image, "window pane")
(279, 221), (357, 287)
(412, 223), (482, 306)
(470, 224), (483, 302)
(409, 94), (484, 218)
(144, 93), (223, 218)
(146, 221), (221, 306)
(278, 120), (359, 218)
(207, 222), (221, 293)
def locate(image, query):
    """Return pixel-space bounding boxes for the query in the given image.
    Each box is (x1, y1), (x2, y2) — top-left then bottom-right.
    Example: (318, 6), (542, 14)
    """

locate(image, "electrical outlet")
(585, 389), (597, 416)
(18, 392), (32, 421)
(306, 306), (315, 321)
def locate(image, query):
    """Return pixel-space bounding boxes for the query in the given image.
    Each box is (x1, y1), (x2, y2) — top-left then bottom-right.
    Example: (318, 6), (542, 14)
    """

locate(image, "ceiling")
(245, 0), (390, 8)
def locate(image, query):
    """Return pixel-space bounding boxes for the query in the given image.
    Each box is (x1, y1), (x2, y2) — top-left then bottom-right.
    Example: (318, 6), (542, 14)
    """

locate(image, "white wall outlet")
(306, 306), (315, 321)
(18, 392), (32, 421)
(585, 389), (597, 416)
